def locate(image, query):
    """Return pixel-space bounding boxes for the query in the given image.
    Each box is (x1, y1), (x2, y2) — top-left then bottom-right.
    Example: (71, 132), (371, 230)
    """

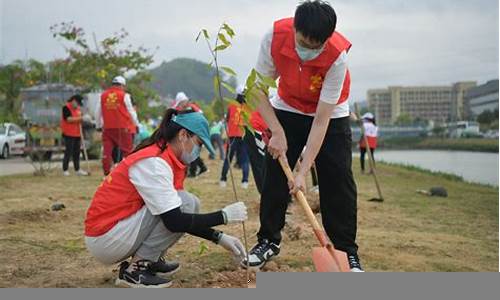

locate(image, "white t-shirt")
(128, 157), (182, 216)
(363, 122), (378, 137)
(255, 29), (350, 119)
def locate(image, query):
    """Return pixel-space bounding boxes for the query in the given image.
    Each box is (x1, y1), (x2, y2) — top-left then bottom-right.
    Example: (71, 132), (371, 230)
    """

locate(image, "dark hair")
(133, 108), (195, 153)
(294, 1), (337, 44)
(68, 94), (83, 105)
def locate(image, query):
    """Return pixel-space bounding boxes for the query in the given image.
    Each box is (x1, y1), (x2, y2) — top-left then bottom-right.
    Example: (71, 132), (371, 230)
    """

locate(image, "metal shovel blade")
(311, 247), (349, 272)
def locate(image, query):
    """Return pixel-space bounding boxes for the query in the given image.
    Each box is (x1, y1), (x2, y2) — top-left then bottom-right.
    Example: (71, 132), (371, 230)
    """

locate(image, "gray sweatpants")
(85, 191), (200, 265)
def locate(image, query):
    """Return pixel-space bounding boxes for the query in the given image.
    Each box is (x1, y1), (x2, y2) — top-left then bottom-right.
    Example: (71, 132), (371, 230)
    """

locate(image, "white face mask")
(295, 42), (325, 62)
(180, 137), (201, 165)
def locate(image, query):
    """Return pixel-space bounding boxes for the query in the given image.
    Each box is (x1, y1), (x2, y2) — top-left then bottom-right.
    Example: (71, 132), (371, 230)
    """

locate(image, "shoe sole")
(155, 265), (181, 277)
(240, 256), (275, 271)
(115, 278), (173, 288)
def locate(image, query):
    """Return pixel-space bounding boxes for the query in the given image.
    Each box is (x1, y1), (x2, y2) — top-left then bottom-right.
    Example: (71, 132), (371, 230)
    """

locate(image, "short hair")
(294, 1), (337, 44)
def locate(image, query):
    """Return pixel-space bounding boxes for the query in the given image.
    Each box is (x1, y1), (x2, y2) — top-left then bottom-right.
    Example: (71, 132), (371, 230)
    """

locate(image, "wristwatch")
(212, 230), (223, 244)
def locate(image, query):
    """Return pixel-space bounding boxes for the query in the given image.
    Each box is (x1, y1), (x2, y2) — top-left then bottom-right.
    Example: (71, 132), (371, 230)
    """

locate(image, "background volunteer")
(60, 94), (88, 176)
(241, 0), (363, 272)
(95, 76), (140, 176)
(219, 89), (250, 189)
(85, 109), (248, 288)
(359, 112), (378, 174)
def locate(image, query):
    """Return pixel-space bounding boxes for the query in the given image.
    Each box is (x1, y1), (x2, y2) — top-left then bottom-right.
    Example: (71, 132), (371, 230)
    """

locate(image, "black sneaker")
(115, 260), (173, 288)
(348, 254), (364, 272)
(149, 257), (180, 277)
(198, 166), (208, 176)
(241, 239), (280, 270)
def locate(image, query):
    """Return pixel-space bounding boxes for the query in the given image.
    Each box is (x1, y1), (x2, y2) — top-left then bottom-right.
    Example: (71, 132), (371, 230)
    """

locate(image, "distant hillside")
(149, 58), (237, 103)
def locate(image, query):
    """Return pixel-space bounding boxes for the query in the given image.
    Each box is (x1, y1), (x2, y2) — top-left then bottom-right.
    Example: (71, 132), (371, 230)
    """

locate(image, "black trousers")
(360, 147), (375, 172)
(244, 128), (267, 194)
(257, 110), (358, 255)
(189, 157), (207, 176)
(62, 135), (81, 171)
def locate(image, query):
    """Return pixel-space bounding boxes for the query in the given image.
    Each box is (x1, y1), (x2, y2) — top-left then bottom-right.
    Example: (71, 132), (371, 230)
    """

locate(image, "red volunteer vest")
(60, 103), (81, 137)
(227, 104), (244, 137)
(100, 86), (134, 129)
(271, 18), (352, 113)
(250, 111), (268, 133)
(84, 144), (186, 237)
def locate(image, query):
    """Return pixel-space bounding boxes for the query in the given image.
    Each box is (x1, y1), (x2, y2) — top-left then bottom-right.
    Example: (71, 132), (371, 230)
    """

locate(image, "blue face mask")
(181, 138), (201, 164)
(295, 42), (325, 62)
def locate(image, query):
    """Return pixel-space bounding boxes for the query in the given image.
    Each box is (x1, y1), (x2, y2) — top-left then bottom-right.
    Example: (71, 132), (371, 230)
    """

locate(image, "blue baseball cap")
(172, 112), (215, 156)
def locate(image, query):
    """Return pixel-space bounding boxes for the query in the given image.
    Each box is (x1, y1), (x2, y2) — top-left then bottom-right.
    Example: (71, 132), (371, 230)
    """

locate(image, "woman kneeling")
(84, 109), (247, 288)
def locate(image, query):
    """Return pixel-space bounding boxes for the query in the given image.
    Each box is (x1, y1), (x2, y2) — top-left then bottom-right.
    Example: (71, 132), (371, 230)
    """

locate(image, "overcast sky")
(1, 0), (498, 101)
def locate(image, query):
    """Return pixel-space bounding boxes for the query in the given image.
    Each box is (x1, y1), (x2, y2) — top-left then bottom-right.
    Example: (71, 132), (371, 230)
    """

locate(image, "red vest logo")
(310, 74), (324, 93)
(105, 92), (119, 110)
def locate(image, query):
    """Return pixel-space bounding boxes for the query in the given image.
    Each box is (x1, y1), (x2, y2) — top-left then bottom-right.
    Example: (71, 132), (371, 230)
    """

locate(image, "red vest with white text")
(271, 18), (352, 113)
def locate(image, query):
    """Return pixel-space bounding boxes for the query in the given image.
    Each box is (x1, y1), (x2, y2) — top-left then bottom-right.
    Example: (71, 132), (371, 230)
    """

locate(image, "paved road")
(0, 156), (100, 176)
(0, 157), (39, 176)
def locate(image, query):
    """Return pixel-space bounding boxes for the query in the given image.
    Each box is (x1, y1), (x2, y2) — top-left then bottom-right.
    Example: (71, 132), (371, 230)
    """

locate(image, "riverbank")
(379, 137), (499, 152)
(0, 156), (497, 287)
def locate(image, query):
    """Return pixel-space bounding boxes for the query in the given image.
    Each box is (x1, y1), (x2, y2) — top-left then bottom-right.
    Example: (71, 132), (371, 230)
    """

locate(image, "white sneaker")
(219, 181), (227, 188)
(63, 171), (70, 176)
(241, 182), (249, 189)
(76, 170), (89, 176)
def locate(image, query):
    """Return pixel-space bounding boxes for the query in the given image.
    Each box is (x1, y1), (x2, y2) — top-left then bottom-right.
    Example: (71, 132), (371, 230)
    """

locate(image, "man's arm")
(124, 93), (140, 127)
(95, 101), (102, 129)
(295, 101), (335, 176)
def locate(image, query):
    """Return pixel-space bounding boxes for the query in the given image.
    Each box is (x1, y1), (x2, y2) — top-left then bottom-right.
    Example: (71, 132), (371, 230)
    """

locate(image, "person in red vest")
(85, 109), (247, 288)
(60, 94), (88, 176)
(241, 1), (362, 272)
(219, 91), (250, 189)
(95, 76), (140, 176)
(359, 112), (378, 174)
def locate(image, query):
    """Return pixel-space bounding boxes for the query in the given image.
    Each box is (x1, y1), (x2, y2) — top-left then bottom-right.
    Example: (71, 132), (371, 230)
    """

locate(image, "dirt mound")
(0, 208), (66, 224)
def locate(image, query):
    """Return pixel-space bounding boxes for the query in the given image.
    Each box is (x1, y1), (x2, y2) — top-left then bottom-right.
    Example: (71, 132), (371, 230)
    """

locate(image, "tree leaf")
(218, 33), (230, 46)
(213, 76), (221, 100)
(222, 23), (235, 38)
(214, 44), (229, 51)
(221, 66), (237, 77)
(245, 69), (257, 92)
(221, 81), (236, 94)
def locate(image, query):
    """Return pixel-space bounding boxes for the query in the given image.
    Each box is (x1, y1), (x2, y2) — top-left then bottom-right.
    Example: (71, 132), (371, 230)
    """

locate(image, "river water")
(356, 150), (499, 186)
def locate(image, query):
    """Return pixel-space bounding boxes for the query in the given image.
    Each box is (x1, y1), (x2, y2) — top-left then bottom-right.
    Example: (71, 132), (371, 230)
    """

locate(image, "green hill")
(149, 57), (237, 103)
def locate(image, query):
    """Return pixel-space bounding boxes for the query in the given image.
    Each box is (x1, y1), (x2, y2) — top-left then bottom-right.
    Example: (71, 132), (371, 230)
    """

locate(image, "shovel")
(278, 156), (350, 272)
(79, 124), (92, 175)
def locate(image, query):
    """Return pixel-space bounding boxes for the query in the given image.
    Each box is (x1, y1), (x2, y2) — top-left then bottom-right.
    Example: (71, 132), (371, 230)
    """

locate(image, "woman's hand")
(221, 202), (248, 224)
(288, 171), (307, 196)
(218, 233), (246, 260)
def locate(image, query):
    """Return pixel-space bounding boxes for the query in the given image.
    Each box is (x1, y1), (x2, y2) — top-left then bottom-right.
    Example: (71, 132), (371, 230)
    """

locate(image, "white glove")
(221, 202), (248, 224)
(218, 233), (246, 260)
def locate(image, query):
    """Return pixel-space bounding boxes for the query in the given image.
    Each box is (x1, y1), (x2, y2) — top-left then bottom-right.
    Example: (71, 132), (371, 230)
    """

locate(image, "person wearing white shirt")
(241, 1), (363, 272)
(85, 109), (248, 288)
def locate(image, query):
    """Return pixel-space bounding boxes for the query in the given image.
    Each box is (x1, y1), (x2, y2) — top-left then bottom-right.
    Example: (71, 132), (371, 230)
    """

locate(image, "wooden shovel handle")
(278, 156), (328, 247)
